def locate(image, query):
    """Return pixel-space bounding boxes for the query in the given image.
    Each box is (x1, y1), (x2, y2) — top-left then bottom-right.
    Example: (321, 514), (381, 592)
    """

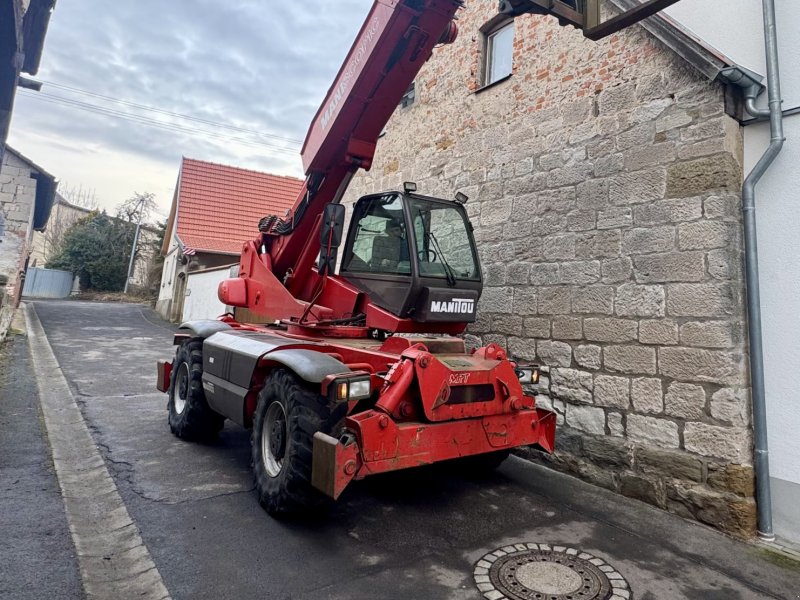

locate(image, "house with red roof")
(155, 157), (302, 322)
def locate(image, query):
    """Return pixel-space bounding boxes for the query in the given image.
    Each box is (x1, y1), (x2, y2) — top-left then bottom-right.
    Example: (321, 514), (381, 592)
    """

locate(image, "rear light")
(328, 374), (372, 403)
(516, 366), (540, 385)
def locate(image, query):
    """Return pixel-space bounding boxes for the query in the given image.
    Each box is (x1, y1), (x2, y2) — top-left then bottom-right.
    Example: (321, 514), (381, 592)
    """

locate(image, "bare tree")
(58, 182), (99, 210)
(116, 192), (157, 225)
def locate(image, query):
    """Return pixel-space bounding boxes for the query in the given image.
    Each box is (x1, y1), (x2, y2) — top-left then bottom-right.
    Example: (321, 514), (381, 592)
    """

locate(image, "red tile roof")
(174, 157), (303, 255)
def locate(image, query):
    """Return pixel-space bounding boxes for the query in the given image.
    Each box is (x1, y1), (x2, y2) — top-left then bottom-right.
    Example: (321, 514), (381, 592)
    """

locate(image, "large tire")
(167, 339), (224, 440)
(252, 369), (347, 516)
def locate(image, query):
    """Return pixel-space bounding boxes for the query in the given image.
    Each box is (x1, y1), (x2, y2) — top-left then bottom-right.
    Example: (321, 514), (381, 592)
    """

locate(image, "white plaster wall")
(668, 0), (800, 504)
(182, 268), (232, 322)
(665, 0), (799, 107)
(744, 116), (800, 486)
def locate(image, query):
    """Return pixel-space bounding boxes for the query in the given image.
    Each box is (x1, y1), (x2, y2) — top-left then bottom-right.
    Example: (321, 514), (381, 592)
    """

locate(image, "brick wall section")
(0, 152), (38, 339)
(343, 2), (754, 536)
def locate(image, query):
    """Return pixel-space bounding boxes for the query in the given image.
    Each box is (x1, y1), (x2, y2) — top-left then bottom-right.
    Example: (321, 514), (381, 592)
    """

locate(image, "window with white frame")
(484, 20), (514, 86)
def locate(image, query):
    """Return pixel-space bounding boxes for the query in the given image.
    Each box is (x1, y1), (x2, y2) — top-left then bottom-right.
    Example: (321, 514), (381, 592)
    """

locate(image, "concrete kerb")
(24, 303), (171, 600)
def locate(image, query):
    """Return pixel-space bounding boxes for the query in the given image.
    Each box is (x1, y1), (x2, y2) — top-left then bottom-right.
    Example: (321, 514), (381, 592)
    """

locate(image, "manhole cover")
(474, 544), (631, 600)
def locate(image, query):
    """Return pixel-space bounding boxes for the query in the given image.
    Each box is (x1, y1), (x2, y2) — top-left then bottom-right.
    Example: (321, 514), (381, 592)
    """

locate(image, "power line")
(18, 89), (301, 155)
(37, 79), (304, 146)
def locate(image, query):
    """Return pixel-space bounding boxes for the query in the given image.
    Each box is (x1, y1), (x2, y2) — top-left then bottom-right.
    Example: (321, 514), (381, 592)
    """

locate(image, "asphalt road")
(26, 299), (800, 600)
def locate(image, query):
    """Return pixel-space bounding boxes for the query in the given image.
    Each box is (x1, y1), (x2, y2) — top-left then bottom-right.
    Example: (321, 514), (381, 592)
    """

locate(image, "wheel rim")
(172, 362), (189, 415)
(262, 401), (287, 478)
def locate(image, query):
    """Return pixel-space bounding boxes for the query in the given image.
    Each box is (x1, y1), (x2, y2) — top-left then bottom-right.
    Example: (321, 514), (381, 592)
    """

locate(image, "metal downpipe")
(741, 0), (784, 541)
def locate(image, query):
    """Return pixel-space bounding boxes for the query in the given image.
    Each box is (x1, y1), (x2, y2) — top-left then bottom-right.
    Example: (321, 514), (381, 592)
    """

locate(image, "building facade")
(343, 3), (761, 538)
(0, 147), (54, 339)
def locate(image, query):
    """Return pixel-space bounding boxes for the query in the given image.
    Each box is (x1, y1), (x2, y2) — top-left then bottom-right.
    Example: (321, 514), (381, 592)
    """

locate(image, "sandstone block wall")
(344, 2), (754, 536)
(0, 152), (38, 339)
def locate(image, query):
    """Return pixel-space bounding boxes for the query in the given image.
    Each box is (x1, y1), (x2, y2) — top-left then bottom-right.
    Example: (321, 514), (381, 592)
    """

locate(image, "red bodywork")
(203, 0), (555, 498)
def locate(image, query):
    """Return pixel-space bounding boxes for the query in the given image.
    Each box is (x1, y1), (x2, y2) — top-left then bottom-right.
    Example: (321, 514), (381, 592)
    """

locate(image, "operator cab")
(340, 189), (482, 322)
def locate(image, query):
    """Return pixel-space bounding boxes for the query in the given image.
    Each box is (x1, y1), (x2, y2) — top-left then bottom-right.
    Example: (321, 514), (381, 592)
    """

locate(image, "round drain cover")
(474, 544), (631, 600)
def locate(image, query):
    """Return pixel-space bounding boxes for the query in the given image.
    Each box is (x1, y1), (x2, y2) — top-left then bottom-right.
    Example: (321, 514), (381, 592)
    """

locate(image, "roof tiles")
(175, 157), (303, 254)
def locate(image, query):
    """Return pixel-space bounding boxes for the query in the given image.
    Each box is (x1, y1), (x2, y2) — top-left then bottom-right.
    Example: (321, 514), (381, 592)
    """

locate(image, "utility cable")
(36, 79), (303, 145)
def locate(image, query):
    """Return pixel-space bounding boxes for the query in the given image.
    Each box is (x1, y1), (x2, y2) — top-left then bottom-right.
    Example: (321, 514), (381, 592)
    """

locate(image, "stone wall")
(343, 3), (754, 536)
(0, 151), (37, 339)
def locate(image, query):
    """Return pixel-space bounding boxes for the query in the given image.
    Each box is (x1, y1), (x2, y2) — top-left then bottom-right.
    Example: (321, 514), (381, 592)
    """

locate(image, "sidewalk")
(0, 313), (85, 599)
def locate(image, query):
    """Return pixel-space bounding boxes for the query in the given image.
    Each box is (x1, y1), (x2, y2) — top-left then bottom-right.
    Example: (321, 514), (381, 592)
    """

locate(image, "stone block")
(659, 347), (746, 385)
(599, 83), (636, 114)
(609, 167), (667, 206)
(665, 382), (706, 420)
(560, 261), (600, 285)
(633, 252), (705, 283)
(680, 321), (740, 348)
(480, 197), (514, 227)
(492, 315), (524, 335)
(637, 447), (703, 482)
(624, 142), (677, 171)
(537, 287), (571, 315)
(668, 482), (757, 537)
(707, 463), (755, 497)
(639, 319), (679, 345)
(479, 286), (514, 313)
(551, 368), (594, 404)
(552, 316), (582, 340)
(622, 226), (676, 255)
(508, 337), (536, 361)
(604, 345), (657, 375)
(666, 283), (737, 317)
(666, 155), (741, 198)
(565, 404), (606, 435)
(523, 317), (551, 339)
(572, 286), (614, 315)
(619, 473), (662, 507)
(584, 318), (637, 343)
(539, 187), (577, 214)
(513, 287), (538, 315)
(710, 388), (750, 427)
(597, 207), (632, 230)
(507, 262), (531, 285)
(483, 263), (507, 286)
(576, 178), (609, 209)
(567, 209), (597, 232)
(548, 166), (588, 188)
(536, 340), (572, 368)
(617, 122), (655, 151)
(627, 414), (679, 449)
(583, 436), (632, 468)
(594, 375), (631, 409)
(684, 422), (752, 463)
(656, 110), (693, 132)
(608, 412), (625, 437)
(634, 197), (703, 226)
(543, 233), (577, 260)
(631, 378), (663, 414)
(679, 221), (737, 250)
(574, 345), (602, 370)
(681, 117), (725, 142)
(704, 194), (741, 221)
(530, 263), (560, 285)
(575, 230), (621, 259)
(601, 258), (633, 284)
(615, 284), (665, 317)
(594, 154), (624, 177)
(707, 248), (742, 280)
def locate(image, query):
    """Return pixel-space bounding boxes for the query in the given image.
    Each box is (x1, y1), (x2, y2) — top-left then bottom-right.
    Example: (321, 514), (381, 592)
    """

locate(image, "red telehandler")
(157, 0), (681, 515)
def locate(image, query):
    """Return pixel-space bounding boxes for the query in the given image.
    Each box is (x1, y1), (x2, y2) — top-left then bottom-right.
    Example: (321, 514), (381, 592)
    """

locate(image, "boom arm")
(265, 0), (463, 294)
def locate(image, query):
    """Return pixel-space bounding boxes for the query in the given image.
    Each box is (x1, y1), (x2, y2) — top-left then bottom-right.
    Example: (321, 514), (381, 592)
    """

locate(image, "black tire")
(251, 369), (347, 516)
(167, 338), (224, 440)
(454, 449), (510, 473)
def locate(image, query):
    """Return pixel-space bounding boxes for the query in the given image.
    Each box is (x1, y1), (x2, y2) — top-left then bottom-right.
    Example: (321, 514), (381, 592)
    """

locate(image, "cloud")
(9, 0), (371, 217)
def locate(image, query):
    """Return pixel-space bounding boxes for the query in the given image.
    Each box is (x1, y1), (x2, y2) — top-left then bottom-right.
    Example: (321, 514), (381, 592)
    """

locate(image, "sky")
(8, 0), (372, 221)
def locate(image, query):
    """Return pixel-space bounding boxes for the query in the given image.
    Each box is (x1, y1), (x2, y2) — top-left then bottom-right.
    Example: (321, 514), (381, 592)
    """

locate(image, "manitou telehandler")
(157, 0), (681, 515)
